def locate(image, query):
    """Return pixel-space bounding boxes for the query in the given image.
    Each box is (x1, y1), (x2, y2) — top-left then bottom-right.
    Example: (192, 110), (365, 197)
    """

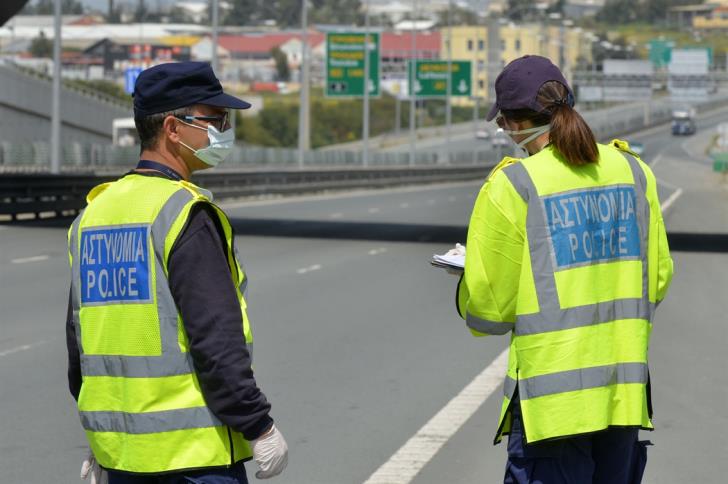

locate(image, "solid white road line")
(368, 248), (388, 256)
(0, 340), (47, 358)
(11, 255), (49, 264)
(296, 264), (322, 275)
(650, 153), (663, 167)
(661, 188), (684, 212)
(363, 348), (509, 484)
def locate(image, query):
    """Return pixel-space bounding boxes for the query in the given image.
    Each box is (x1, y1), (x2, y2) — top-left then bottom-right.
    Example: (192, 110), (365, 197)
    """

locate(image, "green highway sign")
(408, 60), (472, 97)
(711, 152), (728, 172)
(325, 32), (380, 98)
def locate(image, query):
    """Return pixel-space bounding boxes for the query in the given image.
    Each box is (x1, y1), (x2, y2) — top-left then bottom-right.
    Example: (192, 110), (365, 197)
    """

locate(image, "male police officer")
(66, 62), (288, 483)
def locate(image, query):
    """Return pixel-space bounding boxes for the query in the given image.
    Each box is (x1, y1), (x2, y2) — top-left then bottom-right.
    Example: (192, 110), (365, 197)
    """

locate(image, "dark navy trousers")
(505, 402), (649, 484)
(106, 461), (248, 484)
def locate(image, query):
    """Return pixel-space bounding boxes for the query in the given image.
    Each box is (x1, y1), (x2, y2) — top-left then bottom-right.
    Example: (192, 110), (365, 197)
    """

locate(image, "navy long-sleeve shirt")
(66, 171), (273, 441)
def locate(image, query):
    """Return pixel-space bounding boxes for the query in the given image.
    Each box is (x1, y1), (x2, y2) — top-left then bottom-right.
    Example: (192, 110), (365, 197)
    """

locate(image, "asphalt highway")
(1, 106), (727, 483)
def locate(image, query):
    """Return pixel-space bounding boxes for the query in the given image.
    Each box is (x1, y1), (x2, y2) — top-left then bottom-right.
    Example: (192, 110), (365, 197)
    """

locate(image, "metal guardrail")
(0, 164), (494, 221)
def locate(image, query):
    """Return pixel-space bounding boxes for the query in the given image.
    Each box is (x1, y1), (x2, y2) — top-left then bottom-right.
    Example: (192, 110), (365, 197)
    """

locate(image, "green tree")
(29, 31), (53, 58)
(23, 0), (83, 14)
(224, 0), (362, 27)
(436, 5), (478, 27)
(506, 0), (539, 21)
(270, 46), (291, 81)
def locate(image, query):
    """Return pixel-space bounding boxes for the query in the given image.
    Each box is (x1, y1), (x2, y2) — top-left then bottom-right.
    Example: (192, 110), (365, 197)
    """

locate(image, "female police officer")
(456, 55), (673, 483)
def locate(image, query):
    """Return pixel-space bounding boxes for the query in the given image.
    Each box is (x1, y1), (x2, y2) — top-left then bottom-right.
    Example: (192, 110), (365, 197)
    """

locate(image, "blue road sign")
(124, 67), (144, 94)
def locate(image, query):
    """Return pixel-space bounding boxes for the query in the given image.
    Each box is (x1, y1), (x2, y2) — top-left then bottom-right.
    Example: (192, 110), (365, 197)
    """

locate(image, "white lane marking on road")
(399, 202), (410, 208)
(329, 212), (344, 219)
(368, 248), (388, 256)
(363, 348), (509, 484)
(650, 153), (663, 167)
(11, 255), (49, 264)
(656, 177), (681, 191)
(368, 207), (381, 214)
(0, 340), (47, 358)
(296, 264), (322, 275)
(661, 188), (684, 212)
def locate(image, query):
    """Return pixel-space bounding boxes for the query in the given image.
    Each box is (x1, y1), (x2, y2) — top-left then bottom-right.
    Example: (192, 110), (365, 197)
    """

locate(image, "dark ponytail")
(538, 81), (598, 166)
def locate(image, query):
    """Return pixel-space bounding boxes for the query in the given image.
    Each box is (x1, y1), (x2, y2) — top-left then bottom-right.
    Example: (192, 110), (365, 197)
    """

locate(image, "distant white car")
(476, 129), (491, 140)
(491, 128), (511, 148)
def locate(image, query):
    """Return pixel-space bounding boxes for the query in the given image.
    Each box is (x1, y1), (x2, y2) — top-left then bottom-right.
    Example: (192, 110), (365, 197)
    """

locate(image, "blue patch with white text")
(542, 186), (640, 269)
(80, 225), (152, 304)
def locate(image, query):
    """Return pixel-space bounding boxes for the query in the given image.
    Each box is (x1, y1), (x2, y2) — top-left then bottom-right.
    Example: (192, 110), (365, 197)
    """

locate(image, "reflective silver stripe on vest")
(466, 312), (514, 335)
(69, 213), (85, 353)
(81, 352), (193, 378)
(80, 406), (222, 434)
(622, 152), (652, 318)
(503, 375), (517, 398)
(501, 156), (652, 337)
(519, 362), (648, 400)
(151, 189), (196, 357)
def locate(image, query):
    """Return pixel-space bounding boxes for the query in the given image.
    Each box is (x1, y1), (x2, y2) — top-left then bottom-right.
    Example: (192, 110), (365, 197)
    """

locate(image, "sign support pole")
(363, 0), (370, 167)
(445, 0), (452, 165)
(409, 0), (417, 167)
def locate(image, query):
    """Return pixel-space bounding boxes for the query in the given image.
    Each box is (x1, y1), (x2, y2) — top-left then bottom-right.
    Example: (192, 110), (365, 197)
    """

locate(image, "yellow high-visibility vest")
(67, 174), (254, 473)
(458, 140), (673, 444)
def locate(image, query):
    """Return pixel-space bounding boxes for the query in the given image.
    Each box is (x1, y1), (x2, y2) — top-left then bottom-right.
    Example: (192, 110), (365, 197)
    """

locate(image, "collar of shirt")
(135, 159), (184, 181)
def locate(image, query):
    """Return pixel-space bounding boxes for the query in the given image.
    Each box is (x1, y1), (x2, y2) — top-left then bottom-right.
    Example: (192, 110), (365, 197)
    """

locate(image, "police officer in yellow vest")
(66, 62), (288, 483)
(456, 56), (673, 483)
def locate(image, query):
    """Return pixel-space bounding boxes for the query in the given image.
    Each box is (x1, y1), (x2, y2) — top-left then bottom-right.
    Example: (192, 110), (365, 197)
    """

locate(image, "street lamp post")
(298, 0), (310, 168)
(51, 0), (62, 174)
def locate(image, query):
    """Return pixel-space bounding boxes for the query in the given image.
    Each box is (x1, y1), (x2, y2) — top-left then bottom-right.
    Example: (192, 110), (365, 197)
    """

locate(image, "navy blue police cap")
(133, 61), (251, 117)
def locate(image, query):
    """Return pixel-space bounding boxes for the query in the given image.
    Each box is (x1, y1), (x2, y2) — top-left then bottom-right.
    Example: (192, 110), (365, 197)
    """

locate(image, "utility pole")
(445, 0), (452, 165)
(362, 0), (370, 167)
(297, 0), (310, 168)
(408, 0), (417, 167)
(211, 0), (219, 74)
(51, 0), (62, 174)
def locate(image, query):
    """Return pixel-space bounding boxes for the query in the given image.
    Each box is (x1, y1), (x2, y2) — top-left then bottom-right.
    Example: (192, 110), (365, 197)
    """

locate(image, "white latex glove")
(445, 243), (466, 275)
(251, 424), (288, 479)
(445, 243), (466, 257)
(80, 450), (108, 484)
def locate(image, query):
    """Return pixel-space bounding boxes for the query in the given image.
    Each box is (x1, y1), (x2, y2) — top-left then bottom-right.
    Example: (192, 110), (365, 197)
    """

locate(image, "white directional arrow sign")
(457, 79), (468, 93)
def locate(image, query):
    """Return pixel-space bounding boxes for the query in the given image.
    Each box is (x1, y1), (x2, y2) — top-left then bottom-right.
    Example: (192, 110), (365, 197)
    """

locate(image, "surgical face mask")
(178, 120), (235, 167)
(502, 124), (551, 151)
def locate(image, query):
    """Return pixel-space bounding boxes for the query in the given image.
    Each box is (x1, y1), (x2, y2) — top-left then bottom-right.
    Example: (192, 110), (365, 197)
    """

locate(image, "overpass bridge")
(0, 61), (130, 148)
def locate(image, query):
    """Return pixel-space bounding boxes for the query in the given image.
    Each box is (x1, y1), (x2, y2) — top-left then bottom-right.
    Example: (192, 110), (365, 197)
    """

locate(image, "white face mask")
(178, 120), (235, 167)
(502, 124), (551, 151)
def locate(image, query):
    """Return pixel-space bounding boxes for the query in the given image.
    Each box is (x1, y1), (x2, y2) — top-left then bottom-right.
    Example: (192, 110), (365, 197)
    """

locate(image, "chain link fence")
(2, 93), (728, 173)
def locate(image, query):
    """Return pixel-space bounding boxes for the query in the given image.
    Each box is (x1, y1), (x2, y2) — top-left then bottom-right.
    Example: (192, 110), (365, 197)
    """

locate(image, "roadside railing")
(0, 164), (494, 221)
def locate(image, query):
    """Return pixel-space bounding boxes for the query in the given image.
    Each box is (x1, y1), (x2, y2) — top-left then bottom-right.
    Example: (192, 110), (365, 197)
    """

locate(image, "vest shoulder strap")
(488, 156), (521, 181)
(610, 139), (641, 159)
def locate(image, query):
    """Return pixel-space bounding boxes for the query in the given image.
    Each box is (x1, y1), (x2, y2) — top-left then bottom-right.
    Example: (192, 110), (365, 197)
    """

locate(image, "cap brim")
(199, 92), (252, 110)
(485, 101), (499, 121)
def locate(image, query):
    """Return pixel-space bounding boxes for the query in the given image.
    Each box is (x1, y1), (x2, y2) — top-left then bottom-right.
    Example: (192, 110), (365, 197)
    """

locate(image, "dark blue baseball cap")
(133, 61), (251, 117)
(486, 55), (573, 121)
